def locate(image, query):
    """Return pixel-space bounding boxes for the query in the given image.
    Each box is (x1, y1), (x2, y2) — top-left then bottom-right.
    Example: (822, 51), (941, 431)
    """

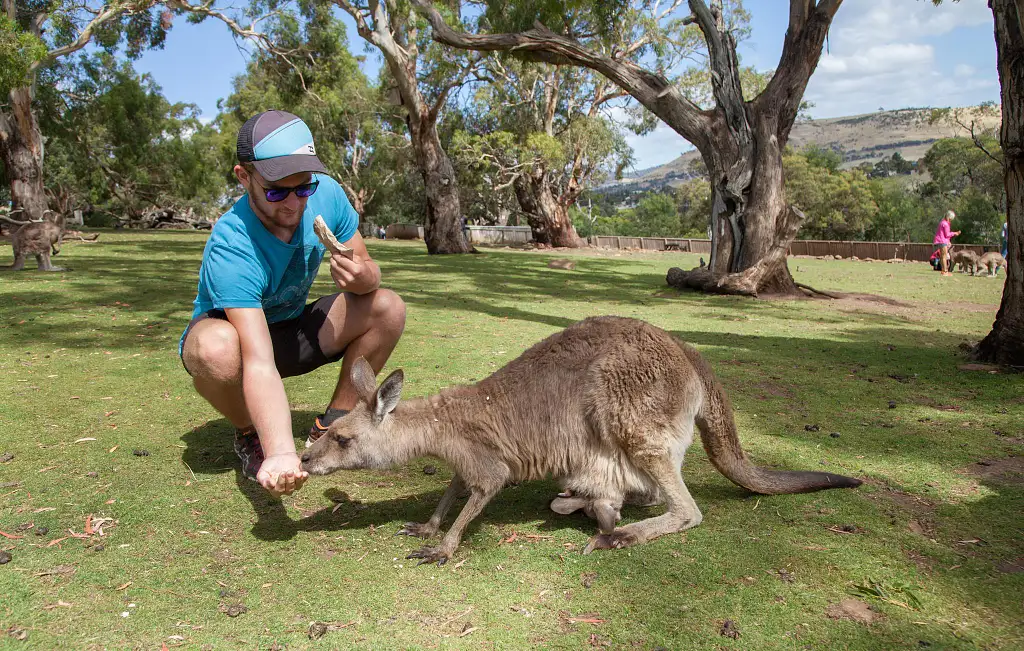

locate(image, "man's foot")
(233, 426), (264, 481)
(306, 408), (349, 448)
(941, 272), (952, 276)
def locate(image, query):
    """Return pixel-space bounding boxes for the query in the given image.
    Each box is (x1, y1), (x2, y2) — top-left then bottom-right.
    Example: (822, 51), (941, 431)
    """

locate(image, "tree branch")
(409, 0), (711, 147)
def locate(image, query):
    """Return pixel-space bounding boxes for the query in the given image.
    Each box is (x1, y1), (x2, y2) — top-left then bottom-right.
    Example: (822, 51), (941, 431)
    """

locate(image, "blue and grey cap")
(236, 110), (327, 181)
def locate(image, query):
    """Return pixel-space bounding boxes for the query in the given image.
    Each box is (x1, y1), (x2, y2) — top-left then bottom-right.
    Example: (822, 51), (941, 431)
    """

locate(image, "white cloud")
(804, 0), (997, 118)
(831, 0), (991, 47)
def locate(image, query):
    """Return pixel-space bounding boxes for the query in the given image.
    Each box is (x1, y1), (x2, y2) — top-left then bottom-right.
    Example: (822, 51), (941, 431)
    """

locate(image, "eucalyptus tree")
(451, 57), (632, 246)
(0, 0), (301, 225)
(412, 0), (846, 296)
(38, 54), (225, 223)
(330, 0), (485, 253)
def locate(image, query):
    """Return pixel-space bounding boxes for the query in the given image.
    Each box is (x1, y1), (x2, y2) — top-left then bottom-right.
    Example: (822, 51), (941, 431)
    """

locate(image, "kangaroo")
(2, 213), (65, 271)
(975, 251), (1007, 277)
(300, 316), (862, 565)
(950, 249), (979, 275)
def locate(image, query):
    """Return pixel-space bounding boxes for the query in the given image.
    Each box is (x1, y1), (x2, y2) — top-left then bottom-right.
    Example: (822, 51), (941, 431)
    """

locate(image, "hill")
(609, 105), (1001, 191)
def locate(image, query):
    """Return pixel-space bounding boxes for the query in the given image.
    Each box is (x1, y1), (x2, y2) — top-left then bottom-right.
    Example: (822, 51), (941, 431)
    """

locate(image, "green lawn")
(1, 231), (1021, 650)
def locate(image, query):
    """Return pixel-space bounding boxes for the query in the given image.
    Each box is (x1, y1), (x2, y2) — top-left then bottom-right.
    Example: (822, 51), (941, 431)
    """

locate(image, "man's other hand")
(329, 253), (380, 294)
(257, 453), (309, 496)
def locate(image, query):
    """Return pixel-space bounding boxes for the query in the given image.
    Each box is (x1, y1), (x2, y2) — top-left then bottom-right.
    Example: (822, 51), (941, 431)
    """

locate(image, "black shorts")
(180, 294), (345, 378)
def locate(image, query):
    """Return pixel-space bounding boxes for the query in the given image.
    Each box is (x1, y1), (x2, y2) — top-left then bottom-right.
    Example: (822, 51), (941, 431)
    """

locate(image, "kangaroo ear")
(351, 357), (377, 403)
(373, 369), (404, 422)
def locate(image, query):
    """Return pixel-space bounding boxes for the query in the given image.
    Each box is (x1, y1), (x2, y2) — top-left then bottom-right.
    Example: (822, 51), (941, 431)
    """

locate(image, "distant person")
(377, 225), (386, 240)
(933, 210), (961, 277)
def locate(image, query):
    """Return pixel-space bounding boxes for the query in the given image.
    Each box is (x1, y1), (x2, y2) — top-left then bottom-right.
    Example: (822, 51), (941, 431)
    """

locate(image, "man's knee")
(184, 321), (242, 383)
(369, 288), (407, 334)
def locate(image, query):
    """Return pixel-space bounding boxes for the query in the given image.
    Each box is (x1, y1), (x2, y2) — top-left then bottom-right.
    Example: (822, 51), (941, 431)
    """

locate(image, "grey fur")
(301, 316), (861, 564)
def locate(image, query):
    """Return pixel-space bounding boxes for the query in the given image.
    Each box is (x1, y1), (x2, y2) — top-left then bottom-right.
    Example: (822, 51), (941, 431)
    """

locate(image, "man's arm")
(224, 307), (308, 496)
(329, 230), (381, 294)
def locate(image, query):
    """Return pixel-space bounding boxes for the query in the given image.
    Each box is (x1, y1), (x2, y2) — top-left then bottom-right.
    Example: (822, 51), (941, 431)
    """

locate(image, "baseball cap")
(236, 110), (327, 181)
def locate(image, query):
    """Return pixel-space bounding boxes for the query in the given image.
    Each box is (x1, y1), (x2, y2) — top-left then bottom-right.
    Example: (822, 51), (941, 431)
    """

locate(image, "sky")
(132, 0), (1000, 172)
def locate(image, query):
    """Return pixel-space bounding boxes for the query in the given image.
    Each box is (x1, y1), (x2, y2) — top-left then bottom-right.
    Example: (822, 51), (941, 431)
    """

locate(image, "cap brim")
(253, 155), (328, 182)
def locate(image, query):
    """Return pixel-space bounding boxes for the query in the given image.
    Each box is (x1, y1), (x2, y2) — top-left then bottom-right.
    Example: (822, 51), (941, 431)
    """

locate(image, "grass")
(0, 231), (1021, 650)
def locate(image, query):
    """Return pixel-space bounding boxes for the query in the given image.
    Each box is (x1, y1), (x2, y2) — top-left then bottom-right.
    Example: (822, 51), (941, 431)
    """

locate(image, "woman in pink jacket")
(934, 210), (961, 276)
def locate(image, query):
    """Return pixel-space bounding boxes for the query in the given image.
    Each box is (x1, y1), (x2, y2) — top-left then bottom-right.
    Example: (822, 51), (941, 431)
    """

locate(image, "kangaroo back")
(676, 342), (862, 494)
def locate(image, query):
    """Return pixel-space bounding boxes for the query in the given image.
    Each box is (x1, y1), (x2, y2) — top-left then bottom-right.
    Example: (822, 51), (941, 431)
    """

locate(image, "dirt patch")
(753, 381), (794, 399)
(905, 549), (935, 574)
(996, 558), (1024, 574)
(863, 481), (937, 517)
(826, 599), (878, 625)
(831, 295), (996, 322)
(962, 456), (1024, 486)
(837, 293), (911, 308)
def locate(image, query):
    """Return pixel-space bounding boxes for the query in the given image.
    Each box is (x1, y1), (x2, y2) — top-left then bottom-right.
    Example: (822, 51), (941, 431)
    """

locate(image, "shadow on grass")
(180, 412), (599, 545)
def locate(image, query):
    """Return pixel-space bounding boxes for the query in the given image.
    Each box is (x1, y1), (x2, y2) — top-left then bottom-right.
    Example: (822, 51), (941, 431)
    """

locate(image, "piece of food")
(313, 215), (353, 259)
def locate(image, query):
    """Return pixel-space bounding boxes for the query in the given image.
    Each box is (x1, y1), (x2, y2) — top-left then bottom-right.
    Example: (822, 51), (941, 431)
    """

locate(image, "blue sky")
(133, 0), (999, 171)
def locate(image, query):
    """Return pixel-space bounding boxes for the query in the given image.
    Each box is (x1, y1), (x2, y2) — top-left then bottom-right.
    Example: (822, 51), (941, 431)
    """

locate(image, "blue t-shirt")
(180, 174), (358, 352)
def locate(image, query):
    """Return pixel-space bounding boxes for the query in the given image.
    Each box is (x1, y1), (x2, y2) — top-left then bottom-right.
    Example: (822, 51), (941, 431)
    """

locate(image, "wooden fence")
(590, 236), (995, 262)
(384, 225), (997, 262)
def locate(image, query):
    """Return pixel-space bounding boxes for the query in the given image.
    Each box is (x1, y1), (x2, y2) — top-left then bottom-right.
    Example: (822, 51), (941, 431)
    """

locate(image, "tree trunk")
(667, 109), (803, 296)
(0, 86), (50, 223)
(411, 116), (473, 254)
(513, 169), (584, 247)
(974, 0), (1024, 366)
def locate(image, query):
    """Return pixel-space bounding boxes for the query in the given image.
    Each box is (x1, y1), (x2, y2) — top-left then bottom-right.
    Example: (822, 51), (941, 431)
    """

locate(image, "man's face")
(236, 165), (313, 231)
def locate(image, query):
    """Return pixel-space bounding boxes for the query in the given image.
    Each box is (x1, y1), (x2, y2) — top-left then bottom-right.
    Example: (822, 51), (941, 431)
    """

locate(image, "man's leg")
(182, 318), (271, 480)
(309, 289), (406, 439)
(182, 318), (251, 428)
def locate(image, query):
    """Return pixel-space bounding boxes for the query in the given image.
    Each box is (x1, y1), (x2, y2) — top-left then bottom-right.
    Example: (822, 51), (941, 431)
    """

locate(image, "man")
(179, 110), (406, 497)
(933, 210), (961, 277)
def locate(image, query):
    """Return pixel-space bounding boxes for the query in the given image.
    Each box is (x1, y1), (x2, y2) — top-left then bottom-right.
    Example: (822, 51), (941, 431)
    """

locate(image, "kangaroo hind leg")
(583, 444), (702, 554)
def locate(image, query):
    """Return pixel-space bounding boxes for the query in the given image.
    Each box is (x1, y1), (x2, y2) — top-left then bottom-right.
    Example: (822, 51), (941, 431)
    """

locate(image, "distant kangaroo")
(301, 316), (862, 565)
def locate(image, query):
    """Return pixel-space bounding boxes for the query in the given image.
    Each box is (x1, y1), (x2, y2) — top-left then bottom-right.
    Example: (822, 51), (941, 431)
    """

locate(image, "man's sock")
(321, 408), (350, 427)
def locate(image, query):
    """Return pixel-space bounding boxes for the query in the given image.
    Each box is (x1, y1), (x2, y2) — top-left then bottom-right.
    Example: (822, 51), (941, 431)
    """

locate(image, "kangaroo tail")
(677, 343), (861, 494)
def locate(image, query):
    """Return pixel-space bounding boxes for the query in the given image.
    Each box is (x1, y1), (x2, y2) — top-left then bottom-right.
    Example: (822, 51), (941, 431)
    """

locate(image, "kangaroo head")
(300, 357), (404, 475)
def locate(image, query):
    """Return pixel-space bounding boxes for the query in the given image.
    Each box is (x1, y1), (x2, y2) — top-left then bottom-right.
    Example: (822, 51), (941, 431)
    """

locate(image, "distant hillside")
(609, 106), (1001, 191)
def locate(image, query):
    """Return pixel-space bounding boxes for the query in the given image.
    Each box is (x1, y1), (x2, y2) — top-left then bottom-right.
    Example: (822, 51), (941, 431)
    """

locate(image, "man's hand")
(257, 453), (309, 497)
(329, 253), (380, 294)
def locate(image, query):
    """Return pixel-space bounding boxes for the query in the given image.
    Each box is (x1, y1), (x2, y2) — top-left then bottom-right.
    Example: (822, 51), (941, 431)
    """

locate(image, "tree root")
(795, 282), (843, 299)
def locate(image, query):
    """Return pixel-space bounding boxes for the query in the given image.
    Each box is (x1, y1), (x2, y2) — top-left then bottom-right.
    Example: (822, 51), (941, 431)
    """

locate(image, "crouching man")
(179, 110), (406, 496)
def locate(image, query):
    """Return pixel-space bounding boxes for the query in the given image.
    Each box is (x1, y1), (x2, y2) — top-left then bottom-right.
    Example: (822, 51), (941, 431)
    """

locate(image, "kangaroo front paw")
(395, 522), (438, 538)
(582, 529), (639, 555)
(406, 545), (452, 566)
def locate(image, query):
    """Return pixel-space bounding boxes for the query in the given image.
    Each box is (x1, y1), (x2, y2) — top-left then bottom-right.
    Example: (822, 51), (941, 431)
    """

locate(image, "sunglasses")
(251, 176), (319, 202)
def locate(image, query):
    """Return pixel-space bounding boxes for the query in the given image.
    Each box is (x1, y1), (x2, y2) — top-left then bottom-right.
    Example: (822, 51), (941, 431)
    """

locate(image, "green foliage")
(39, 54), (226, 222)
(866, 177), (933, 242)
(449, 58), (633, 224)
(0, 15), (46, 95)
(920, 137), (1005, 243)
(619, 192), (677, 237)
(674, 178), (711, 237)
(785, 148), (878, 240)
